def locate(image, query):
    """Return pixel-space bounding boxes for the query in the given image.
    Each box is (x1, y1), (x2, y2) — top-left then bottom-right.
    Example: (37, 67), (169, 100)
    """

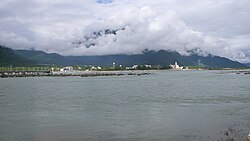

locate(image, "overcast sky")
(0, 0), (250, 62)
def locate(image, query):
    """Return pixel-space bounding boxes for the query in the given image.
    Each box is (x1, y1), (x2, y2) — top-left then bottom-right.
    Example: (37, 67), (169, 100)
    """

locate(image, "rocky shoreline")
(221, 70), (250, 75)
(0, 70), (152, 78)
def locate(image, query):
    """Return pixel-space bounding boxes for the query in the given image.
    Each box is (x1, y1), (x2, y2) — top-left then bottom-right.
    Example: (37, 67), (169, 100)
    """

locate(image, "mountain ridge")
(0, 45), (34, 66)
(244, 63), (250, 67)
(0, 45), (246, 68)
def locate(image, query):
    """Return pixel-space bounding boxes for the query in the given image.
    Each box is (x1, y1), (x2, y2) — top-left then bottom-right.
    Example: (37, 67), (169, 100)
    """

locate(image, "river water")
(0, 70), (250, 141)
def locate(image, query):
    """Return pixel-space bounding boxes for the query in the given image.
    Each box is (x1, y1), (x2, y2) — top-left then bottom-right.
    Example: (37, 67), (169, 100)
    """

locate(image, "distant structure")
(144, 65), (152, 68)
(132, 65), (138, 69)
(91, 66), (102, 70)
(125, 64), (151, 70)
(169, 62), (183, 70)
(125, 67), (132, 70)
(125, 65), (138, 70)
(113, 62), (116, 69)
(60, 66), (73, 72)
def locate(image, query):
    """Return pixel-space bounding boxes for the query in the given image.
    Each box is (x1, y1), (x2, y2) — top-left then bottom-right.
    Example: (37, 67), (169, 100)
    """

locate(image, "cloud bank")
(0, 0), (250, 63)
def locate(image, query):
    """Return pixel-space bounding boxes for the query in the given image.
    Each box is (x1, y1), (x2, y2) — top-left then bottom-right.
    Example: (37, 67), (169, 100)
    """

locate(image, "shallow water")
(0, 70), (250, 141)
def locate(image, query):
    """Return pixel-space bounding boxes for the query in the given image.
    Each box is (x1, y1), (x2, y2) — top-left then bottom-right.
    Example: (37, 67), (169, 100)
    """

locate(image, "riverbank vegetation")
(0, 65), (249, 72)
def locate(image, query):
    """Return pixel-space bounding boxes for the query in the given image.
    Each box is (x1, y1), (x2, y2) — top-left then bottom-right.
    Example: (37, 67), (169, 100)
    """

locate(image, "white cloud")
(0, 0), (250, 63)
(69, 6), (229, 58)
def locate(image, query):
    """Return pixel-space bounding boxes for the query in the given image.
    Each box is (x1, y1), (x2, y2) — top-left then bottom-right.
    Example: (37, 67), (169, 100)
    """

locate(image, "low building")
(91, 66), (102, 70)
(126, 65), (139, 70)
(132, 65), (138, 69)
(169, 62), (183, 70)
(144, 65), (152, 68)
(126, 67), (133, 70)
(60, 66), (73, 72)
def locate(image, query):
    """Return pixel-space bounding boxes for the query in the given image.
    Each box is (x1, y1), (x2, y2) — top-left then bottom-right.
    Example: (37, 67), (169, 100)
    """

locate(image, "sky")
(0, 0), (250, 63)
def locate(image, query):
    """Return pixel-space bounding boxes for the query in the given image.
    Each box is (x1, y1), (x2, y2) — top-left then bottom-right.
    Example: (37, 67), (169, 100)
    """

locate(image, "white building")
(169, 62), (183, 70)
(60, 66), (73, 72)
(125, 67), (133, 70)
(126, 65), (138, 70)
(132, 65), (138, 69)
(91, 66), (102, 70)
(144, 65), (152, 68)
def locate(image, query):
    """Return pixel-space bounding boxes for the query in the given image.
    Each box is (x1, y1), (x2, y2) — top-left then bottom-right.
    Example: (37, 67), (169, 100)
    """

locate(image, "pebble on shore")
(247, 134), (250, 141)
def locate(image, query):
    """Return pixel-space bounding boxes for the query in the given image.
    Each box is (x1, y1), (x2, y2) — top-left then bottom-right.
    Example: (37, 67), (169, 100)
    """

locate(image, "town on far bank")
(0, 61), (249, 78)
(0, 62), (197, 73)
(0, 61), (245, 72)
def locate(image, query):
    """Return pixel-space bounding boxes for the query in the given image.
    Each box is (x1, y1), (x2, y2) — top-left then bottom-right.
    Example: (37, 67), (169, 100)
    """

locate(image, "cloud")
(68, 6), (237, 61)
(0, 0), (250, 63)
(96, 0), (113, 4)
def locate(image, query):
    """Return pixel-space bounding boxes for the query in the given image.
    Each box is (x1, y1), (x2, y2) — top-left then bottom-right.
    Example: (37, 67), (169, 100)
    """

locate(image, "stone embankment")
(0, 70), (151, 78)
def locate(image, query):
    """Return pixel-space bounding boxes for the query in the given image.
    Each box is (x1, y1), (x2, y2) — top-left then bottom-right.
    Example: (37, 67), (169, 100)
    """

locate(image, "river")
(0, 70), (249, 141)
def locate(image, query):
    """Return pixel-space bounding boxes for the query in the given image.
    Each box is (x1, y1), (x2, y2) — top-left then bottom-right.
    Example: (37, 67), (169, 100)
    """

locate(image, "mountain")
(69, 50), (245, 68)
(14, 49), (72, 65)
(13, 49), (245, 68)
(0, 45), (34, 66)
(0, 45), (245, 68)
(66, 50), (187, 66)
(182, 54), (245, 68)
(244, 63), (250, 67)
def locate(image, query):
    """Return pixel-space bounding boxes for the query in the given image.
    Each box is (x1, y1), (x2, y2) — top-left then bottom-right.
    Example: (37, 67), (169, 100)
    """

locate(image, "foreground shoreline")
(1, 69), (250, 78)
(0, 70), (154, 78)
